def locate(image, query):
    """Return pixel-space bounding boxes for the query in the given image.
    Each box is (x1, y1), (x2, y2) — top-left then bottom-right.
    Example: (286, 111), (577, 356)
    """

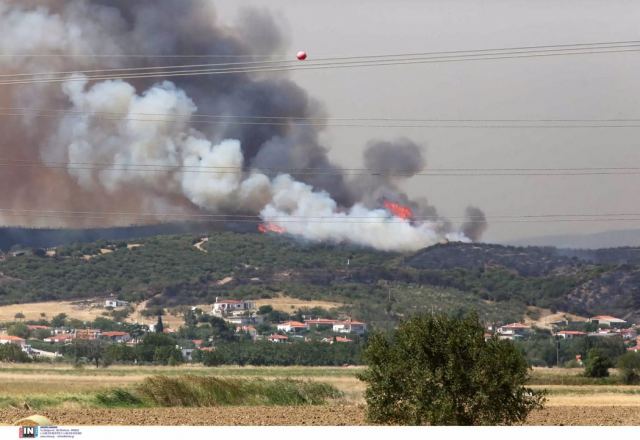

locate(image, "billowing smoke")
(461, 206), (488, 242)
(0, 0), (487, 251)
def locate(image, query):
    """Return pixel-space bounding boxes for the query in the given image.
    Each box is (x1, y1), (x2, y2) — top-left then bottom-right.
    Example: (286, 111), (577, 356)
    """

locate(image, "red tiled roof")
(0, 335), (25, 342)
(45, 334), (73, 342)
(591, 315), (626, 322)
(192, 339), (204, 346)
(27, 325), (50, 330)
(305, 319), (337, 325)
(501, 323), (530, 329)
(268, 334), (288, 340)
(101, 331), (129, 337)
(335, 336), (353, 343)
(278, 321), (307, 328)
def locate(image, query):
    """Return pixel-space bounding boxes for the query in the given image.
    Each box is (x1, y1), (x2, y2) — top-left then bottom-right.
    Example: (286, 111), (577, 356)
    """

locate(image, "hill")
(0, 230), (639, 327)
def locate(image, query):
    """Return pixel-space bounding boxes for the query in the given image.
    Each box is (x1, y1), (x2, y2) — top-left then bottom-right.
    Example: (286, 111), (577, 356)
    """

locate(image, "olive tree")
(358, 313), (545, 425)
(617, 352), (640, 384)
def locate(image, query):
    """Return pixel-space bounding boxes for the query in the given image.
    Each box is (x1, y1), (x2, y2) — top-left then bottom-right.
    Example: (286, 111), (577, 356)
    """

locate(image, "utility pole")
(556, 336), (560, 368)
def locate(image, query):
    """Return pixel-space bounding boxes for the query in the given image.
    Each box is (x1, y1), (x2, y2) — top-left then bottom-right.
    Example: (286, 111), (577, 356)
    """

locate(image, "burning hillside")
(0, 0), (486, 251)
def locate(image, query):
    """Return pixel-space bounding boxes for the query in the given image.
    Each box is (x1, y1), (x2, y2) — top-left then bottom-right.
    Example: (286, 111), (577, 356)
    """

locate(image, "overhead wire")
(3, 43), (640, 86)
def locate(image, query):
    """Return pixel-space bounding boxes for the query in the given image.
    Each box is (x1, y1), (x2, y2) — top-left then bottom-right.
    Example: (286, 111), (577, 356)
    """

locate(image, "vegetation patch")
(137, 375), (343, 407)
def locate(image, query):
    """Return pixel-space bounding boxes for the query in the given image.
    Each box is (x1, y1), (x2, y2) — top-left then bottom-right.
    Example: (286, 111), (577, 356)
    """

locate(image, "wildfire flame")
(383, 200), (413, 220)
(258, 223), (286, 234)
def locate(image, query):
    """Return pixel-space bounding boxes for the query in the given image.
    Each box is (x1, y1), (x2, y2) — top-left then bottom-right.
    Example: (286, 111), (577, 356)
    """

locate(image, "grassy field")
(0, 363), (639, 425)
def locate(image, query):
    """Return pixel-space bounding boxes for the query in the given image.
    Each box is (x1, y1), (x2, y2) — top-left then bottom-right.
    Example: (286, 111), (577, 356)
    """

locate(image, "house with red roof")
(267, 334), (289, 343)
(556, 330), (586, 339)
(333, 319), (367, 335)
(305, 318), (337, 329)
(236, 325), (257, 338)
(44, 334), (74, 344)
(589, 315), (627, 327)
(0, 335), (26, 346)
(322, 336), (353, 344)
(100, 331), (131, 343)
(277, 321), (308, 333)
(497, 323), (530, 340)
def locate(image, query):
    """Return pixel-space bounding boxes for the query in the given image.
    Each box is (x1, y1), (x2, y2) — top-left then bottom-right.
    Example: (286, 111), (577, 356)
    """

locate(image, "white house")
(497, 323), (530, 340)
(105, 299), (129, 308)
(332, 319), (367, 335)
(276, 321), (308, 332)
(267, 334), (288, 343)
(100, 331), (131, 343)
(555, 330), (586, 339)
(0, 335), (26, 346)
(589, 315), (626, 327)
(212, 298), (256, 316)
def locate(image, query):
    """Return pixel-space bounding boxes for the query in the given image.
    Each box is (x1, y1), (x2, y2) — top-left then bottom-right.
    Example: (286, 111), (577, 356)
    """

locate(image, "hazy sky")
(215, 0), (640, 244)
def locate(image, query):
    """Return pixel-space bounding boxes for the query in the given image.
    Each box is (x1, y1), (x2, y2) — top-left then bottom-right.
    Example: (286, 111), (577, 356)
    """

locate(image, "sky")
(214, 0), (640, 244)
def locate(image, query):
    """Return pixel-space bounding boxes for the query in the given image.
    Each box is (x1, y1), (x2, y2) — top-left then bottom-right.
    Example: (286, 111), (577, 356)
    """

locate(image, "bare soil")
(2, 405), (640, 426)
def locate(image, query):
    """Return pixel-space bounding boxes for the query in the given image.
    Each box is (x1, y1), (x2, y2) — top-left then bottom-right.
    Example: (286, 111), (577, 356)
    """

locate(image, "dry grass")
(0, 301), (106, 323)
(255, 295), (343, 312)
(0, 298), (194, 330)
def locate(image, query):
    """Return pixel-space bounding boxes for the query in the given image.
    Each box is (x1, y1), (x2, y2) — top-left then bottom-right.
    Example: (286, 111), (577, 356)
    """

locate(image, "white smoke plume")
(0, 0), (486, 251)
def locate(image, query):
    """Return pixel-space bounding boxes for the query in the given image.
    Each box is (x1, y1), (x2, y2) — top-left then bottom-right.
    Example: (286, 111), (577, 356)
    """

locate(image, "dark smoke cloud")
(0, 0), (487, 249)
(462, 206), (488, 242)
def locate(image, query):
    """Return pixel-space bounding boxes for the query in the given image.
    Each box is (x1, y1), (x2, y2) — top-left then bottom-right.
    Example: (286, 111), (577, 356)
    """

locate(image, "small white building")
(589, 315), (627, 327)
(332, 319), (367, 335)
(276, 321), (308, 333)
(555, 330), (586, 339)
(0, 335), (26, 346)
(212, 298), (256, 316)
(497, 323), (530, 340)
(105, 299), (129, 308)
(100, 331), (131, 343)
(267, 334), (288, 343)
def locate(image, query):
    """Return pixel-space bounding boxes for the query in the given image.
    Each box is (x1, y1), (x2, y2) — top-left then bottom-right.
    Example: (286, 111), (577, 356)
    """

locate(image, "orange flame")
(258, 223), (286, 234)
(383, 200), (413, 220)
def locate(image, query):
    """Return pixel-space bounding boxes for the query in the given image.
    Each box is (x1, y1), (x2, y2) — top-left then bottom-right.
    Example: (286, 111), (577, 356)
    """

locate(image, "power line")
(0, 158), (639, 177)
(1, 160), (640, 177)
(5, 40), (640, 79)
(4, 106), (640, 123)
(3, 208), (640, 224)
(2, 45), (640, 86)
(3, 109), (640, 129)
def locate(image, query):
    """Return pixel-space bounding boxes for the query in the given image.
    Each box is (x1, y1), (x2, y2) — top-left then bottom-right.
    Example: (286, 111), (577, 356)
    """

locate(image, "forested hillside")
(1, 230), (639, 327)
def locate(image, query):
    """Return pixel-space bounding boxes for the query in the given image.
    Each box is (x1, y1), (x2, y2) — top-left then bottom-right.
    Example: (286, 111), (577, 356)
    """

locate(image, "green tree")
(584, 349), (613, 378)
(0, 343), (31, 362)
(14, 312), (25, 321)
(357, 313), (545, 425)
(155, 315), (164, 334)
(7, 323), (30, 339)
(617, 352), (640, 384)
(201, 350), (224, 366)
(51, 313), (68, 328)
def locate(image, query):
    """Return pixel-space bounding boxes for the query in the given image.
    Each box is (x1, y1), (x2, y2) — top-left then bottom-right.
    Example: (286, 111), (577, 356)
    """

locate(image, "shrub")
(0, 343), (31, 362)
(137, 375), (342, 406)
(584, 349), (613, 378)
(617, 352), (640, 385)
(358, 313), (545, 425)
(95, 388), (144, 407)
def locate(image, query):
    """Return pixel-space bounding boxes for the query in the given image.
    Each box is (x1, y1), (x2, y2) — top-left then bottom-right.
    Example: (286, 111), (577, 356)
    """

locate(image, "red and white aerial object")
(296, 51), (307, 61)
